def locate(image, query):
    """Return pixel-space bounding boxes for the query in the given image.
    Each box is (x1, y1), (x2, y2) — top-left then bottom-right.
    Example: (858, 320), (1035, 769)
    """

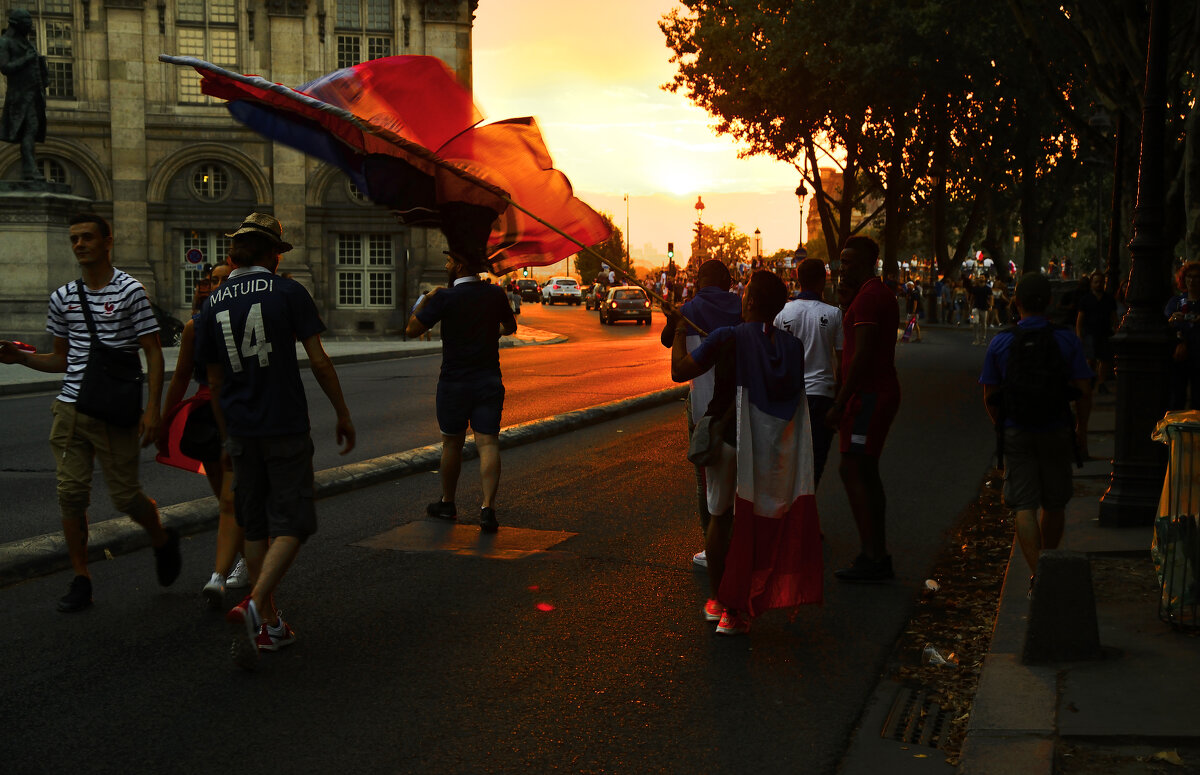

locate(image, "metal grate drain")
(881, 686), (948, 749)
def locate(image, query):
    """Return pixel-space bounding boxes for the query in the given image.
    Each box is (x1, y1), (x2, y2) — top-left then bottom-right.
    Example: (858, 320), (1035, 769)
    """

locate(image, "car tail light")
(610, 301), (618, 308)
(643, 301), (650, 308)
(552, 284), (560, 289)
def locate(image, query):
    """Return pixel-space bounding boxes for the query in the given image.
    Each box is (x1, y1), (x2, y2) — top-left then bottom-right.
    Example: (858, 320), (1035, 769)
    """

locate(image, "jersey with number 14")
(194, 265), (326, 437)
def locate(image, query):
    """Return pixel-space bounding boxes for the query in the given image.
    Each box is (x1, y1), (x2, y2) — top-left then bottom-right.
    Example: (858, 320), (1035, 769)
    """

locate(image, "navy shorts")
(228, 432), (317, 543)
(437, 374), (505, 436)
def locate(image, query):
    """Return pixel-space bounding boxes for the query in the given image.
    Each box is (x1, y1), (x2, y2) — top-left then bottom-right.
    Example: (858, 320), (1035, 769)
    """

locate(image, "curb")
(0, 384), (685, 588)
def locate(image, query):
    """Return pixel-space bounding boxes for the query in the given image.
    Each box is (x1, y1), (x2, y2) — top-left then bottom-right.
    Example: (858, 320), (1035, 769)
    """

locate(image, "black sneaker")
(480, 507), (499, 534)
(57, 575), (93, 613)
(833, 554), (895, 583)
(426, 500), (457, 521)
(154, 528), (182, 587)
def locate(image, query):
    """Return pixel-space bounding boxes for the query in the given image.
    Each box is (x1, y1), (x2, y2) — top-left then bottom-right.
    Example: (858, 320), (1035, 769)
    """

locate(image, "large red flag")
(160, 54), (610, 273)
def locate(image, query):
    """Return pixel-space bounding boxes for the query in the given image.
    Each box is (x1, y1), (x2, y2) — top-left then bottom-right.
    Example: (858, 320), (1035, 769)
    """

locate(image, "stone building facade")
(0, 0), (476, 337)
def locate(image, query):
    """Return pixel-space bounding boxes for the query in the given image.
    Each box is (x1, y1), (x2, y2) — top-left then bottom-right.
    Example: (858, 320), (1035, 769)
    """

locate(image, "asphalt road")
(0, 303), (672, 545)
(1, 323), (997, 774)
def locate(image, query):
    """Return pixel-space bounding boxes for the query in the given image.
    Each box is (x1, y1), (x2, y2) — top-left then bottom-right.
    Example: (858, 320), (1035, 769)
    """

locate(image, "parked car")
(541, 276), (583, 305)
(598, 286), (652, 325)
(516, 278), (541, 302)
(585, 282), (607, 310)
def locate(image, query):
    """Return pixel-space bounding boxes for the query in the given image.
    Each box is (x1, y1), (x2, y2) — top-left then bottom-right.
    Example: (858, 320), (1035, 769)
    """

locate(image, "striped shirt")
(45, 268), (159, 403)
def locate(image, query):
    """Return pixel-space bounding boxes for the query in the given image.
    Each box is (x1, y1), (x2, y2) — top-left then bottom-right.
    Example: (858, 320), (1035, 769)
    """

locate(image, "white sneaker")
(202, 572), (225, 610)
(692, 550), (707, 568)
(226, 558), (249, 589)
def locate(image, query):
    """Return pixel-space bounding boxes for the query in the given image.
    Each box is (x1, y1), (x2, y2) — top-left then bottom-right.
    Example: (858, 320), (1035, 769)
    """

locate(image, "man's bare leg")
(476, 433), (501, 509)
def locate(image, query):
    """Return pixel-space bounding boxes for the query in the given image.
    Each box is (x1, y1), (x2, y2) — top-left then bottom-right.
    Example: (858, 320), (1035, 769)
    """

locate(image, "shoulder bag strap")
(76, 279), (102, 346)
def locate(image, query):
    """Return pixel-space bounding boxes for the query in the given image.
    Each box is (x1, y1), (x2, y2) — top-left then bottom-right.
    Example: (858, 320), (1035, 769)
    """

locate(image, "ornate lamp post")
(754, 228), (761, 261)
(694, 195), (705, 260)
(1099, 0), (1171, 527)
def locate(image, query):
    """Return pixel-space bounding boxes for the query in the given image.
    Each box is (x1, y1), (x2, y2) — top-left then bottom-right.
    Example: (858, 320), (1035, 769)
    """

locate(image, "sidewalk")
(958, 389), (1200, 774)
(0, 325), (566, 396)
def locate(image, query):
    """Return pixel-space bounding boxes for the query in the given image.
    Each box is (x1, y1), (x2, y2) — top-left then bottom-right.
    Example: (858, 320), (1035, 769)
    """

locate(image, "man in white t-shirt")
(774, 258), (844, 487)
(0, 212), (180, 613)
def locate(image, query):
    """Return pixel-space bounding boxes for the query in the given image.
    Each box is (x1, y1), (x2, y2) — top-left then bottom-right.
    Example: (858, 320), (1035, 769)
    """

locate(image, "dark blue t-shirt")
(978, 316), (1093, 429)
(194, 267), (326, 437)
(416, 278), (517, 381)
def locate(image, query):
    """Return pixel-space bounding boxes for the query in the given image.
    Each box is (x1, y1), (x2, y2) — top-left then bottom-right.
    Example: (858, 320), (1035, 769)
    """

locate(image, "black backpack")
(998, 324), (1078, 426)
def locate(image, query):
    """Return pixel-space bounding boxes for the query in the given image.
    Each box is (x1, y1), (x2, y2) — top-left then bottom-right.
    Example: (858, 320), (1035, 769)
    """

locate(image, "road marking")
(353, 521), (576, 560)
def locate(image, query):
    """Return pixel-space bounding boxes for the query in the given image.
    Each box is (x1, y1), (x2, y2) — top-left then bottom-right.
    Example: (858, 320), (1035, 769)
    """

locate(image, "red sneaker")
(226, 596), (261, 670)
(716, 609), (750, 636)
(256, 615), (296, 652)
(702, 598), (724, 622)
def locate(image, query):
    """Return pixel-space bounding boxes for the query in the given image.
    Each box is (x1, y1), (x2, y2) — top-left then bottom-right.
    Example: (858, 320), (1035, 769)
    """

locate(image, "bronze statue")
(0, 9), (48, 181)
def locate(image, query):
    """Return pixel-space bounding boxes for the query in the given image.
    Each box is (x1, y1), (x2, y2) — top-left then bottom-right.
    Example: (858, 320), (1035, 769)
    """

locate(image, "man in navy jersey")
(0, 212), (180, 612)
(195, 213), (355, 670)
(406, 252), (517, 533)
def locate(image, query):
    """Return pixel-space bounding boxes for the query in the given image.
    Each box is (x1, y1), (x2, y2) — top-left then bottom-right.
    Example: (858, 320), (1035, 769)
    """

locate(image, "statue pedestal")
(0, 188), (92, 351)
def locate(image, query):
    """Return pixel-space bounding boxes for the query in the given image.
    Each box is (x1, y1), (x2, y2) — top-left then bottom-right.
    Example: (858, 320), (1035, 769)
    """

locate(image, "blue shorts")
(228, 432), (317, 543)
(437, 374), (505, 436)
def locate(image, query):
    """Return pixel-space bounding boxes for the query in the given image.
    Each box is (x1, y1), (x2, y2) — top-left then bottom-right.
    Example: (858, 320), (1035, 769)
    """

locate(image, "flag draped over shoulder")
(159, 54), (610, 272)
(719, 324), (823, 615)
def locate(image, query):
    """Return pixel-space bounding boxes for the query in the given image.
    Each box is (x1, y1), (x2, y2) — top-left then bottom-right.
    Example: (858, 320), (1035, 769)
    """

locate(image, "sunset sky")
(471, 0), (806, 273)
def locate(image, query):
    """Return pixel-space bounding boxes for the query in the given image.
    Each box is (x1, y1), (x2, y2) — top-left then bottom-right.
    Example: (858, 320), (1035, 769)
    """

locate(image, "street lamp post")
(1099, 0), (1171, 527)
(754, 228), (761, 261)
(624, 193), (630, 266)
(694, 195), (705, 259)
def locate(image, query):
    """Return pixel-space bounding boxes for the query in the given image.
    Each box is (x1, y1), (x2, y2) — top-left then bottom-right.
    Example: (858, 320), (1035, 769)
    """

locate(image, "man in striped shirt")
(0, 213), (181, 612)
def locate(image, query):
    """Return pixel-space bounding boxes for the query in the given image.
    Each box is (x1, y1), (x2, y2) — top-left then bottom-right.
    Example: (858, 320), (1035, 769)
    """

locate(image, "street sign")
(795, 247), (808, 261)
(185, 248), (204, 265)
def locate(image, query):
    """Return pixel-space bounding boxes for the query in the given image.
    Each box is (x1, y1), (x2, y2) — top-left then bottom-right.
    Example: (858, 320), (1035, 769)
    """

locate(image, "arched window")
(37, 157), (68, 185)
(191, 163), (229, 200)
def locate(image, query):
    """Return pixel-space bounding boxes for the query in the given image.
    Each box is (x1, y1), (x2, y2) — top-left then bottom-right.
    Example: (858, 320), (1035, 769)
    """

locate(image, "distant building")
(0, 0), (477, 336)
(805, 166), (879, 261)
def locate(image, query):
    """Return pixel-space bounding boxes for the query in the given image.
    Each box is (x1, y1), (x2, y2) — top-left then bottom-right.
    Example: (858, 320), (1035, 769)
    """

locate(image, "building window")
(177, 0), (238, 104)
(36, 157), (67, 185)
(335, 0), (392, 68)
(10, 0), (75, 98)
(190, 163), (230, 200)
(336, 234), (394, 308)
(180, 231), (233, 307)
(347, 180), (369, 203)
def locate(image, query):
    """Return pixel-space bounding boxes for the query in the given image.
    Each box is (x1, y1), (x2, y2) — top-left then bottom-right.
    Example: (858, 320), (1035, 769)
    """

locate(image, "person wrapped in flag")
(669, 271), (824, 636)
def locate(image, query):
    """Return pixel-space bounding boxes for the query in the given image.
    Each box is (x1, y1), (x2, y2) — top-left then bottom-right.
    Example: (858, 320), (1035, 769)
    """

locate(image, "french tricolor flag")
(719, 324), (824, 615)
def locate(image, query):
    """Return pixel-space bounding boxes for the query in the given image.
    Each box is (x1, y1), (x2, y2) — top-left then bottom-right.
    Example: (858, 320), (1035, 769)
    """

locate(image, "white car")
(541, 277), (582, 305)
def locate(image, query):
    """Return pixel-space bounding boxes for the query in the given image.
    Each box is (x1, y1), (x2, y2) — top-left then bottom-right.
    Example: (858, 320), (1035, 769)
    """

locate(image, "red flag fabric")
(156, 391), (209, 475)
(160, 54), (610, 273)
(439, 117), (613, 274)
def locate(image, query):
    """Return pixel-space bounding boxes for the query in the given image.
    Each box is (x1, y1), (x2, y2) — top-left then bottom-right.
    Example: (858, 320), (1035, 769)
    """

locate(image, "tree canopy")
(662, 0), (1199, 283)
(574, 211), (629, 284)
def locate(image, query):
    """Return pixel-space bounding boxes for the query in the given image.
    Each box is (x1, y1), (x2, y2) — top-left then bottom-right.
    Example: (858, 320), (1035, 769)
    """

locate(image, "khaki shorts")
(49, 399), (143, 514)
(1003, 426), (1074, 511)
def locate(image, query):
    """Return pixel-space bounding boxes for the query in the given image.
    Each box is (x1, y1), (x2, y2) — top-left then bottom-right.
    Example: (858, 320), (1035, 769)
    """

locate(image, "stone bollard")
(1022, 550), (1103, 663)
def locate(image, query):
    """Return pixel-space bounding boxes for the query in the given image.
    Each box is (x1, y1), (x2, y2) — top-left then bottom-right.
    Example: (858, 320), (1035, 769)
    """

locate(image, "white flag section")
(719, 326), (823, 616)
(686, 332), (715, 421)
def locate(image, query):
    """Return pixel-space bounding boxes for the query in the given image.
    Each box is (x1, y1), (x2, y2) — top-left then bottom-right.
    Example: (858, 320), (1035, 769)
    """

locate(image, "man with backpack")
(980, 273), (1093, 584)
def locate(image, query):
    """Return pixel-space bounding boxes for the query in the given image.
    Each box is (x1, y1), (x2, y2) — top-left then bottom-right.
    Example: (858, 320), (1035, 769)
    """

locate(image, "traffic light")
(522, 268), (529, 277)
(667, 242), (674, 260)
